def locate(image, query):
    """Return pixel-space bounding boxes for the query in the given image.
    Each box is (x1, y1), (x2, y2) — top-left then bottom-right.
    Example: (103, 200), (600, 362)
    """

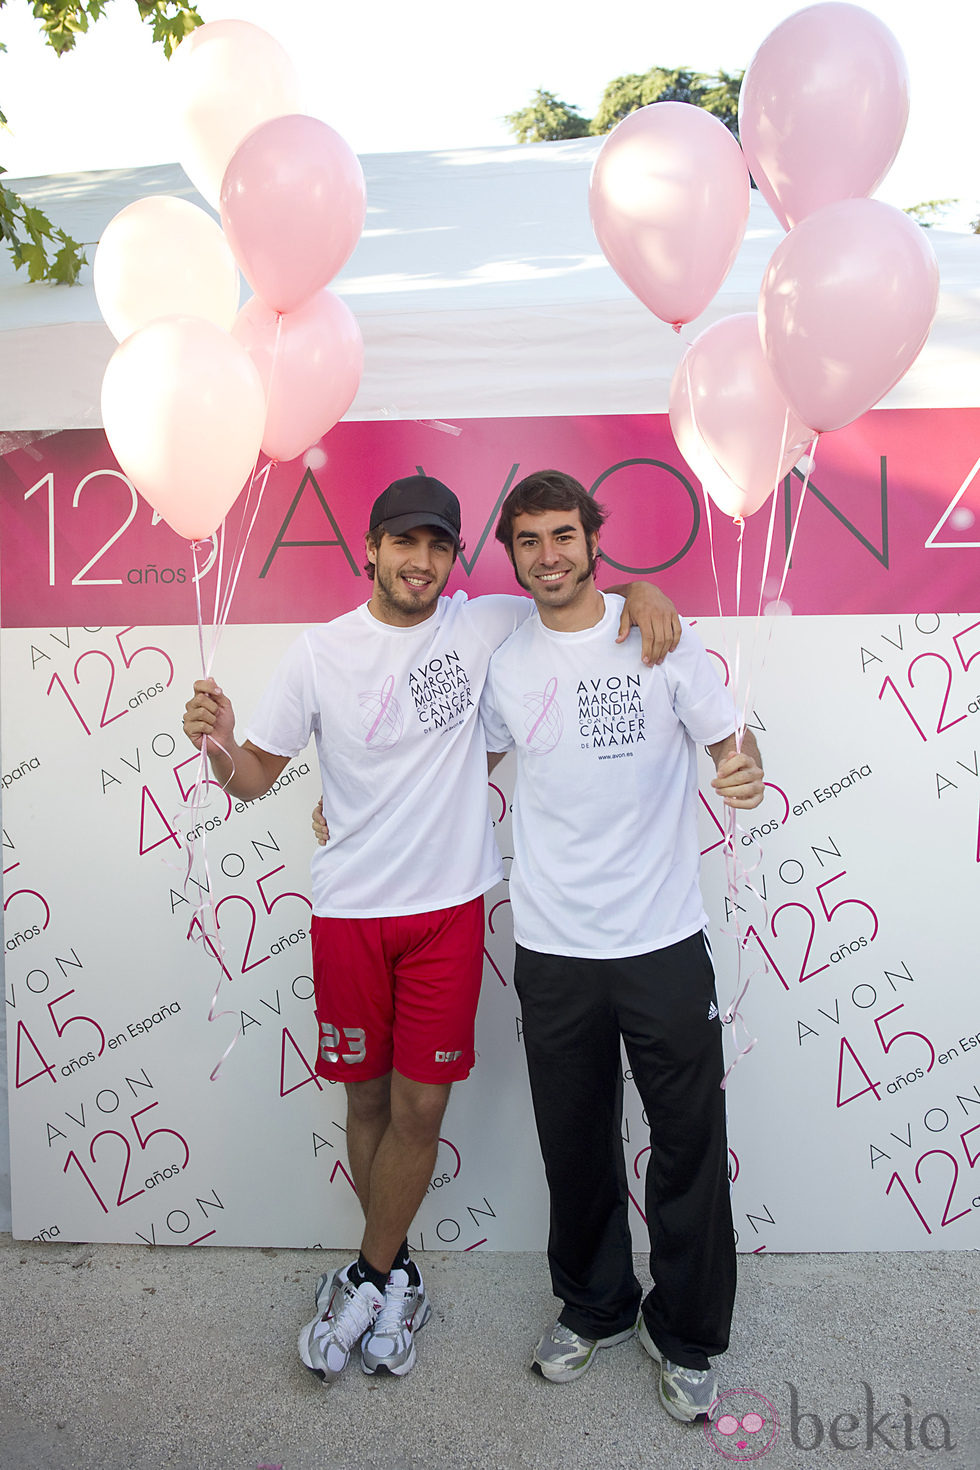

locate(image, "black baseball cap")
(369, 475), (461, 549)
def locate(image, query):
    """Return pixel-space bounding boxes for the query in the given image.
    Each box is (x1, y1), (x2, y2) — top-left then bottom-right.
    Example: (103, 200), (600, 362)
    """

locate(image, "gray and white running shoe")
(313, 1264), (350, 1314)
(299, 1268), (384, 1385)
(361, 1267), (432, 1377)
(532, 1318), (637, 1383)
(638, 1316), (720, 1422)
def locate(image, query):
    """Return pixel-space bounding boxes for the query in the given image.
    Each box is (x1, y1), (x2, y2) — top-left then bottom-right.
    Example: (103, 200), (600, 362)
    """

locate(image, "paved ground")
(0, 1235), (976, 1470)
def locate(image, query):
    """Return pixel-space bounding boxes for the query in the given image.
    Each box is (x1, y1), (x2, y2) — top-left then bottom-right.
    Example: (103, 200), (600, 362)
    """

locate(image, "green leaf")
(20, 202), (55, 247)
(49, 234), (87, 284)
(17, 237), (50, 281)
(0, 180), (85, 284)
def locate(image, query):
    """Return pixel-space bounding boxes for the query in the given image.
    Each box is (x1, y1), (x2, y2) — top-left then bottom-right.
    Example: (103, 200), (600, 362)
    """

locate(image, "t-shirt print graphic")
(409, 650), (474, 733)
(359, 674), (404, 749)
(523, 676), (563, 753)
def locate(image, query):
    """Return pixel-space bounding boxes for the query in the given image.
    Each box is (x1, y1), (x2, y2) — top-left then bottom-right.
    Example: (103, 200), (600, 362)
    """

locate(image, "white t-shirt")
(245, 592), (529, 917)
(480, 596), (736, 959)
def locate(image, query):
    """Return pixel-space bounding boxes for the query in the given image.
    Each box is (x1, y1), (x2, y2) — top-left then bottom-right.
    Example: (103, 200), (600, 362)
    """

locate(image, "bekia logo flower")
(704, 1388), (780, 1461)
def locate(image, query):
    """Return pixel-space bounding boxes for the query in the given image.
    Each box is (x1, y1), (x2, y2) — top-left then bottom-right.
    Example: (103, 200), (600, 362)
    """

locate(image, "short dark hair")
(494, 470), (607, 575)
(363, 524), (384, 580)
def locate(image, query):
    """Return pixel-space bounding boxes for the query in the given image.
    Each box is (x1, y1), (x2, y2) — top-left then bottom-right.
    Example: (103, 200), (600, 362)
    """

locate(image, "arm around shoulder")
(605, 581), (682, 666)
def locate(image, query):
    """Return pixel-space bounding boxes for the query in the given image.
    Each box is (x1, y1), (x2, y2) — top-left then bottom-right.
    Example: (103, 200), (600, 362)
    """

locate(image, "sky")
(1, 0), (977, 226)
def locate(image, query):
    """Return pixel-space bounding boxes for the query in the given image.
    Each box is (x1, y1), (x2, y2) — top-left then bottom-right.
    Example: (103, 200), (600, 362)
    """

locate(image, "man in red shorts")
(183, 474), (678, 1386)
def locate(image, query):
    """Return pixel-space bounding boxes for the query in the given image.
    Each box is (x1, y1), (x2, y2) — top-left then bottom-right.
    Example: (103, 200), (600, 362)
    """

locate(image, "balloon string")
(737, 429), (820, 741)
(720, 431), (821, 1080)
(697, 479), (765, 1085)
(170, 759), (241, 1084)
(731, 517), (746, 734)
(774, 433), (819, 606)
(185, 310), (310, 1077)
(739, 425), (820, 745)
(191, 533), (219, 674)
(733, 418), (790, 733)
(754, 410), (794, 621)
(182, 377), (281, 1078)
(684, 357), (727, 629)
(206, 313), (283, 670)
(176, 537), (242, 1077)
(700, 474), (728, 625)
(209, 522), (226, 664)
(733, 516), (744, 622)
(692, 400), (810, 1084)
(213, 459), (273, 649)
(684, 398), (821, 1084)
(689, 408), (739, 743)
(737, 409), (795, 741)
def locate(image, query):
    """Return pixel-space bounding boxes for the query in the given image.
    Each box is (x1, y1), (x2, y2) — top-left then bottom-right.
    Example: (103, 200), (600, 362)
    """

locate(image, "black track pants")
(514, 931), (736, 1371)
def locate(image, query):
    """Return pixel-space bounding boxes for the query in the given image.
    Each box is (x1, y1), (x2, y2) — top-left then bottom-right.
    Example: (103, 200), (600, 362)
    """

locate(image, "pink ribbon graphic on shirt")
(359, 674), (404, 749)
(524, 676), (563, 753)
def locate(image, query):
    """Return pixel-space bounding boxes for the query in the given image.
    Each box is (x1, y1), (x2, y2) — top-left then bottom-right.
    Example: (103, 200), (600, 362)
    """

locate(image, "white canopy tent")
(2, 137), (979, 448)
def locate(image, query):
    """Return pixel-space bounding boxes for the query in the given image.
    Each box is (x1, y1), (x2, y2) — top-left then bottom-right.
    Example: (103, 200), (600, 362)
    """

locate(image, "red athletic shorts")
(310, 896), (486, 1084)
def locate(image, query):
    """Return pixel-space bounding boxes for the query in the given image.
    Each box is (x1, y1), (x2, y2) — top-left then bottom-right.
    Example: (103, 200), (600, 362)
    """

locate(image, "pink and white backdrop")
(3, 407), (979, 1251)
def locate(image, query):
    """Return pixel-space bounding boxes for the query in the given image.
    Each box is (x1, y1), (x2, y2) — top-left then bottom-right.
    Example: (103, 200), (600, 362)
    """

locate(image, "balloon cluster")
(589, 2), (940, 523)
(97, 20), (366, 542)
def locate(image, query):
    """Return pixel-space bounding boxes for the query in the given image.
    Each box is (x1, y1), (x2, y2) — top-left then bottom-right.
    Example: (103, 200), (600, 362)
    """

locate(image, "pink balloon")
(220, 114), (366, 314)
(669, 315), (812, 520)
(739, 3), (910, 231)
(101, 316), (266, 541)
(759, 198), (939, 434)
(172, 19), (303, 209)
(669, 390), (746, 523)
(94, 196), (240, 342)
(589, 102), (750, 328)
(233, 290), (364, 462)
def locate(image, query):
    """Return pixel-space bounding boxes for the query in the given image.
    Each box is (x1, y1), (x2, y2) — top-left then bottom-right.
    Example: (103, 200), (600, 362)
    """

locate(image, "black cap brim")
(376, 512), (460, 549)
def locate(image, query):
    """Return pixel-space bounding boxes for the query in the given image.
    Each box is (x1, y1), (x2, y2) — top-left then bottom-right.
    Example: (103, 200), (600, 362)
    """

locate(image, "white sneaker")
(638, 1316), (720, 1422)
(361, 1267), (432, 1377)
(298, 1269), (384, 1384)
(532, 1318), (637, 1383)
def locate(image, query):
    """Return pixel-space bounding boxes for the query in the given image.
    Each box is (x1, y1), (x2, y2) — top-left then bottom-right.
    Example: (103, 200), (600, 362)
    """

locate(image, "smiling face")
(366, 524), (457, 626)
(510, 507), (601, 626)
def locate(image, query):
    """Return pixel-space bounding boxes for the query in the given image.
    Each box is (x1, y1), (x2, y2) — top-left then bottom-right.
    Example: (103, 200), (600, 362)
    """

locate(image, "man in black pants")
(480, 470), (765, 1423)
